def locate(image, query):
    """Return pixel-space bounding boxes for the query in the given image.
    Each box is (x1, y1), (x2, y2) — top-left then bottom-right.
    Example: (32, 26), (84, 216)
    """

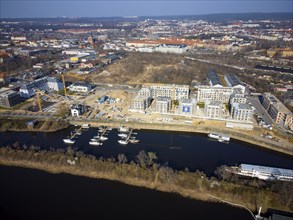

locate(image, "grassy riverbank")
(0, 118), (70, 132)
(0, 147), (292, 214)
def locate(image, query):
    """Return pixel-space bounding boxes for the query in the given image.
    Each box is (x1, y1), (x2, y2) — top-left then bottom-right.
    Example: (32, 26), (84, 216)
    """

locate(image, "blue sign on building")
(182, 105), (190, 113)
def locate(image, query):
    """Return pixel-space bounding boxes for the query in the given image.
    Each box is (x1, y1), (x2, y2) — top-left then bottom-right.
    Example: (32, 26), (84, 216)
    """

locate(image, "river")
(0, 166), (254, 220)
(0, 127), (292, 176)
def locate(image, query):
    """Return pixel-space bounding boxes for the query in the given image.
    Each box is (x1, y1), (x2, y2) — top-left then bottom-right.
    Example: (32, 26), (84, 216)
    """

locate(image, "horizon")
(1, 0), (292, 19)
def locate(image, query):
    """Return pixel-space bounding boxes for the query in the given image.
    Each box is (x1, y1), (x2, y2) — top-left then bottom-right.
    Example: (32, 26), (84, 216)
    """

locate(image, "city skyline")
(1, 0), (292, 18)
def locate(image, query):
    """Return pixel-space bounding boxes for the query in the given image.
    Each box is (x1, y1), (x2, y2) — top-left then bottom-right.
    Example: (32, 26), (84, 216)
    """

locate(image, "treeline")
(0, 145), (292, 213)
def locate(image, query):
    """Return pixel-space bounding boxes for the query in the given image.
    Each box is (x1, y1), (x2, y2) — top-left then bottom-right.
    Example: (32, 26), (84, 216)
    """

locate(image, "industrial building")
(155, 44), (188, 54)
(204, 100), (223, 119)
(231, 103), (254, 122)
(197, 86), (234, 103)
(0, 88), (21, 107)
(179, 99), (196, 116)
(19, 77), (48, 98)
(224, 74), (246, 93)
(207, 70), (223, 87)
(155, 97), (172, 113)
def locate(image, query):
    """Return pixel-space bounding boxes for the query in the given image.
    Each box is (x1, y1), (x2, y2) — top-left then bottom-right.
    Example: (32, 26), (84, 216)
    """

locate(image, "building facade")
(129, 96), (149, 113)
(231, 103), (254, 122)
(47, 77), (63, 91)
(19, 77), (48, 98)
(143, 83), (189, 100)
(197, 86), (234, 103)
(261, 93), (292, 128)
(179, 99), (196, 116)
(0, 88), (21, 107)
(204, 100), (223, 119)
(71, 104), (85, 117)
(155, 97), (172, 113)
(68, 82), (91, 93)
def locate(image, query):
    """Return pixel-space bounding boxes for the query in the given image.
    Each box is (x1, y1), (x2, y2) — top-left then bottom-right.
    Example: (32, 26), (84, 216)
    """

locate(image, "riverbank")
(0, 147), (291, 214)
(70, 119), (293, 156)
(0, 118), (70, 132)
(1, 116), (292, 156)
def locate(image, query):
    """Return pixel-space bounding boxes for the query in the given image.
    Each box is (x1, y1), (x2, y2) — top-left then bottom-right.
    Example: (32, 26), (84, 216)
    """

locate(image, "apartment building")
(204, 100), (223, 119)
(155, 96), (172, 113)
(261, 93), (292, 127)
(179, 99), (196, 116)
(19, 77), (48, 98)
(197, 86), (234, 103)
(129, 96), (150, 113)
(47, 77), (63, 91)
(231, 103), (254, 122)
(68, 81), (91, 93)
(143, 83), (189, 100)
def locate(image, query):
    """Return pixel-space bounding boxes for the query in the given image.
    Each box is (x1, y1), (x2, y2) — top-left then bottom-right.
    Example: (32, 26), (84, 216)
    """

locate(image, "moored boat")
(118, 140), (128, 145)
(63, 138), (75, 144)
(208, 133), (230, 142)
(89, 141), (102, 146)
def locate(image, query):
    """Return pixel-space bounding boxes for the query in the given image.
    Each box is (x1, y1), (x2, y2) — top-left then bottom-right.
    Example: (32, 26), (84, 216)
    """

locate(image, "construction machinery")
(61, 74), (67, 96)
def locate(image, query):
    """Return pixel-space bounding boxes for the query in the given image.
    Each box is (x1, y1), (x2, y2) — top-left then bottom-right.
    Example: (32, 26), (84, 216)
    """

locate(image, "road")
(247, 95), (273, 125)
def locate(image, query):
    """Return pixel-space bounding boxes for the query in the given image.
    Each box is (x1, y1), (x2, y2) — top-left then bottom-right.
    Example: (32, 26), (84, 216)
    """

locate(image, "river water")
(0, 127), (292, 176)
(0, 166), (254, 220)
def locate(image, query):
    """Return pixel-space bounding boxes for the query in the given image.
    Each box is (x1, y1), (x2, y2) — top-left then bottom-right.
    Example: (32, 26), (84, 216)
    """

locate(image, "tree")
(136, 150), (148, 168)
(117, 154), (127, 164)
(147, 152), (157, 167)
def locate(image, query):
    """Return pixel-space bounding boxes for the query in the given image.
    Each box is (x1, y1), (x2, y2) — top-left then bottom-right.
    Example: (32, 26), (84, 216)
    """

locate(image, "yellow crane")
(171, 85), (176, 112)
(61, 74), (67, 96)
(36, 90), (42, 112)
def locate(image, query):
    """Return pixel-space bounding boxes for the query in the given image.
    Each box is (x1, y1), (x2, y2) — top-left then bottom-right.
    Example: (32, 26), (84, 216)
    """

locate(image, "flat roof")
(241, 164), (293, 177)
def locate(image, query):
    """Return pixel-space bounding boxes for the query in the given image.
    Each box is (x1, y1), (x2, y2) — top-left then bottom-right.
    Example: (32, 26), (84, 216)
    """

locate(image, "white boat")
(118, 140), (128, 145)
(129, 139), (140, 144)
(118, 126), (129, 132)
(90, 138), (99, 142)
(99, 136), (108, 141)
(63, 138), (75, 144)
(82, 124), (90, 129)
(89, 141), (102, 146)
(93, 135), (100, 139)
(208, 133), (230, 142)
(118, 133), (128, 138)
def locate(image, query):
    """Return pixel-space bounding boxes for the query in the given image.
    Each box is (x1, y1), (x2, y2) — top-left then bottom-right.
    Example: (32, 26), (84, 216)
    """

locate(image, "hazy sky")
(1, 0), (292, 18)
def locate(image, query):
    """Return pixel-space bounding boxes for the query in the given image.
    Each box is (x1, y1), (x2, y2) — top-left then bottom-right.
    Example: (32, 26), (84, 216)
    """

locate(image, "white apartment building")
(204, 100), (223, 119)
(47, 77), (63, 91)
(155, 97), (172, 113)
(231, 103), (254, 122)
(143, 83), (189, 100)
(129, 96), (149, 113)
(229, 90), (247, 105)
(68, 82), (91, 93)
(179, 99), (196, 116)
(197, 86), (234, 103)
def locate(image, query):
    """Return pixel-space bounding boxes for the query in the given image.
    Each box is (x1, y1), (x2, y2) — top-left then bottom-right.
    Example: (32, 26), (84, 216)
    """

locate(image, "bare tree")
(117, 154), (127, 164)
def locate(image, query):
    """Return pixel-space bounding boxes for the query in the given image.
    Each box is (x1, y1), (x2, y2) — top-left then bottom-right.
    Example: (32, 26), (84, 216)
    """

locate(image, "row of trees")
(0, 145), (292, 212)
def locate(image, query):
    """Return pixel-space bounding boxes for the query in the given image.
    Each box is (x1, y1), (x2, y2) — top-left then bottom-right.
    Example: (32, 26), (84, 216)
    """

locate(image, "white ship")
(229, 164), (293, 182)
(89, 141), (102, 146)
(118, 133), (128, 138)
(118, 140), (128, 145)
(82, 124), (90, 129)
(118, 126), (129, 133)
(129, 139), (140, 144)
(208, 133), (230, 142)
(63, 138), (75, 144)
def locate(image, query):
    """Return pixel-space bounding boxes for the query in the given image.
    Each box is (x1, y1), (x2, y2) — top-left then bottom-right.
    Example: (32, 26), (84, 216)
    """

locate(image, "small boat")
(89, 141), (102, 146)
(93, 135), (100, 139)
(118, 133), (128, 138)
(63, 138), (75, 144)
(90, 138), (99, 141)
(82, 124), (90, 129)
(107, 127), (112, 131)
(118, 126), (129, 133)
(118, 140), (128, 145)
(99, 136), (108, 141)
(208, 133), (230, 142)
(129, 139), (140, 144)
